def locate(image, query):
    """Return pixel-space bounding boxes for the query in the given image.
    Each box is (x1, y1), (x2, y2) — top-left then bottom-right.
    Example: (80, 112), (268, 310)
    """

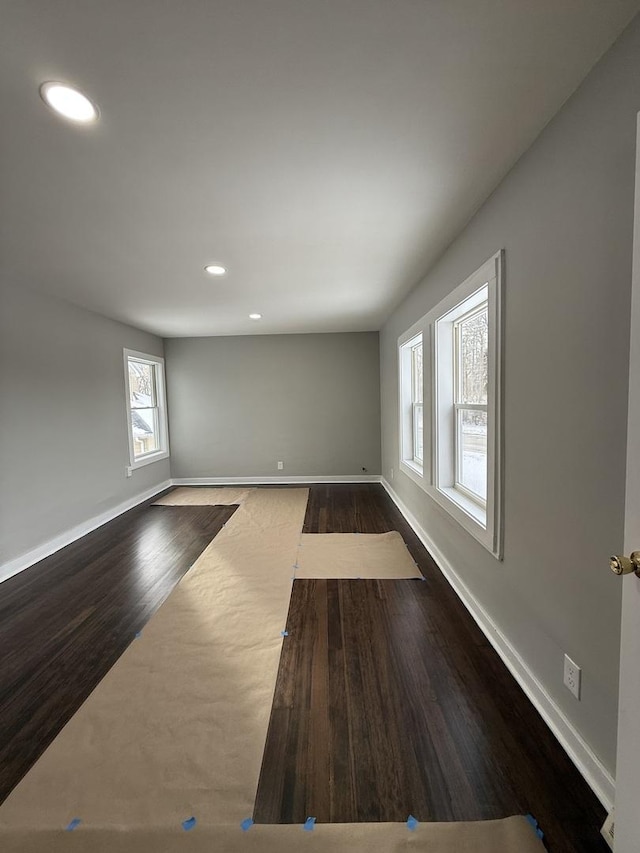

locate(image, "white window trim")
(123, 348), (170, 469)
(398, 328), (425, 486)
(396, 250), (504, 559)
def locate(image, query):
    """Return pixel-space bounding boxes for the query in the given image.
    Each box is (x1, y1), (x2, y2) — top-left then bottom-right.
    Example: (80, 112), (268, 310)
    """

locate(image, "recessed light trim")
(39, 82), (99, 123)
(249, 313), (262, 320)
(205, 264), (226, 276)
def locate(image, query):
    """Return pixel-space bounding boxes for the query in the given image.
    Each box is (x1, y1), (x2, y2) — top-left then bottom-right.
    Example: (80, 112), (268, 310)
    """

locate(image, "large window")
(124, 350), (169, 468)
(397, 251), (503, 557)
(454, 302), (488, 504)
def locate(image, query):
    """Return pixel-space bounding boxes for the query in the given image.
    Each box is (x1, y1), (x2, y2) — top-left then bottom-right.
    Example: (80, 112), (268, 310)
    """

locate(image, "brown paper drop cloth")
(153, 486), (253, 506)
(295, 532), (421, 579)
(0, 817), (545, 853)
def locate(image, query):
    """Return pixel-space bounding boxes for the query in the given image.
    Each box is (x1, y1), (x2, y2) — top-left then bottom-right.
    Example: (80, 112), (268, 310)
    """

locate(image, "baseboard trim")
(172, 475), (382, 485)
(0, 476), (381, 583)
(0, 480), (173, 585)
(381, 477), (616, 811)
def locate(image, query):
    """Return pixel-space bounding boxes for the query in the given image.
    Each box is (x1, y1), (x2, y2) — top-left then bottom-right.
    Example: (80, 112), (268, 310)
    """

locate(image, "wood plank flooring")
(0, 496), (235, 805)
(270, 484), (607, 852)
(255, 578), (560, 824)
(0, 483), (609, 852)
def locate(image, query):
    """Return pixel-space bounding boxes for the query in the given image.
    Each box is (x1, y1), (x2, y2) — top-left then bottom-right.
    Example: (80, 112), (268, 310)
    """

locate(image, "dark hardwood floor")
(0, 483), (608, 852)
(0, 495), (236, 805)
(302, 482), (399, 534)
(274, 484), (606, 853)
(254, 579), (599, 846)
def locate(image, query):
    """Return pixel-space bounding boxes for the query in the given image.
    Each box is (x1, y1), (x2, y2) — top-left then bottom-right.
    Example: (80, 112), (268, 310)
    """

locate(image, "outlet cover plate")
(600, 809), (614, 850)
(563, 654), (581, 700)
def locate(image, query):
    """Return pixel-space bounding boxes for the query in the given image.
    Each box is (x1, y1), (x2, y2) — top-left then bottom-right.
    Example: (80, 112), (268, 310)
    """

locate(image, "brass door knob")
(609, 552), (640, 576)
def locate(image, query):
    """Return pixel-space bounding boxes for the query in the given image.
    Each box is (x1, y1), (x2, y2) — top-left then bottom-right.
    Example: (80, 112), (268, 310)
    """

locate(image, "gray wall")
(0, 282), (170, 569)
(165, 333), (381, 478)
(381, 16), (640, 774)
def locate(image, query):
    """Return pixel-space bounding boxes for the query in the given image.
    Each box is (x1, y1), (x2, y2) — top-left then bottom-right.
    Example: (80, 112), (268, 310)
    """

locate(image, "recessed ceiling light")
(39, 82), (99, 123)
(249, 313), (262, 320)
(205, 264), (226, 276)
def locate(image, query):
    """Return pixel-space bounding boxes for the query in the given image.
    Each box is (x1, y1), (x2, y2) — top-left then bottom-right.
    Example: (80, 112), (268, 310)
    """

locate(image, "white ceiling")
(2, 1), (638, 338)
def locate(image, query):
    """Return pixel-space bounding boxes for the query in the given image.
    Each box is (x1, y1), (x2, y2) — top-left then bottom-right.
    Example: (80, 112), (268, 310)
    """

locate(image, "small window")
(124, 350), (169, 468)
(398, 331), (424, 480)
(412, 340), (424, 465)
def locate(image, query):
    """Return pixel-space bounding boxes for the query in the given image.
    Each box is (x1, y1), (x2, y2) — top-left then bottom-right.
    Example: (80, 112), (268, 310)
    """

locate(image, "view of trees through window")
(128, 359), (159, 457)
(455, 305), (488, 501)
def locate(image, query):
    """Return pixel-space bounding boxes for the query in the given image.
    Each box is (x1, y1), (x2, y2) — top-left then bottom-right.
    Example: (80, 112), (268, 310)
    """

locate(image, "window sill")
(131, 450), (170, 470)
(400, 458), (424, 488)
(397, 460), (499, 558)
(428, 484), (500, 558)
(438, 486), (486, 528)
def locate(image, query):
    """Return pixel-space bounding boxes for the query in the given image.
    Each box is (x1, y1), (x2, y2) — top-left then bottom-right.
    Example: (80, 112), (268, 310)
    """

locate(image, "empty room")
(2, 2), (640, 852)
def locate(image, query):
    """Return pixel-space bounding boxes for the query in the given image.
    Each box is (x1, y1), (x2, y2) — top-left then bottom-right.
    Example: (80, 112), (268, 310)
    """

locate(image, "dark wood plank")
(253, 483), (609, 852)
(0, 498), (236, 804)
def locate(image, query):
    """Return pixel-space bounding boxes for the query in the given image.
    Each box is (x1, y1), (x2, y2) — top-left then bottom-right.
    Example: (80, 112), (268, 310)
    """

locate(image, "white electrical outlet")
(125, 466), (133, 478)
(277, 461), (284, 470)
(600, 808), (615, 850)
(563, 654), (581, 699)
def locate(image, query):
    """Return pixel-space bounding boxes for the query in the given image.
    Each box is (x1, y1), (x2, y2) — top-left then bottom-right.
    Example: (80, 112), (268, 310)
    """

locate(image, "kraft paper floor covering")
(0, 488), (544, 853)
(0, 818), (545, 853)
(295, 532), (421, 579)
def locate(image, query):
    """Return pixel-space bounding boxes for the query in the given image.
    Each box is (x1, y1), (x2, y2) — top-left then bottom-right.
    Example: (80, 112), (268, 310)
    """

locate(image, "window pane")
(131, 408), (159, 457)
(458, 307), (488, 404)
(128, 360), (156, 409)
(412, 343), (423, 403)
(458, 408), (487, 500)
(414, 402), (423, 463)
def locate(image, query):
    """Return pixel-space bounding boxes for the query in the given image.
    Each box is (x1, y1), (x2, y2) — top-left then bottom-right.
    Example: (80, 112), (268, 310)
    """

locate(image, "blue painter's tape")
(240, 818), (254, 832)
(65, 818), (82, 832)
(182, 816), (197, 831)
(525, 814), (544, 839)
(303, 817), (316, 832)
(406, 815), (419, 831)
(281, 630), (289, 637)
(135, 631), (142, 638)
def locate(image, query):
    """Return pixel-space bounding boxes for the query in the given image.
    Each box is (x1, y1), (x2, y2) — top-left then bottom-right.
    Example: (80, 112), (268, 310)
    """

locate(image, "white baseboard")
(172, 475), (382, 485)
(0, 476), (381, 584)
(0, 480), (172, 585)
(381, 477), (616, 811)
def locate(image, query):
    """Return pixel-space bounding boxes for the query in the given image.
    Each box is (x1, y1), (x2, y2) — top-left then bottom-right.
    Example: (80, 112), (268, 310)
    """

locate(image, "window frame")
(398, 329), (425, 485)
(411, 340), (424, 466)
(452, 299), (489, 507)
(396, 251), (504, 558)
(123, 349), (170, 469)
